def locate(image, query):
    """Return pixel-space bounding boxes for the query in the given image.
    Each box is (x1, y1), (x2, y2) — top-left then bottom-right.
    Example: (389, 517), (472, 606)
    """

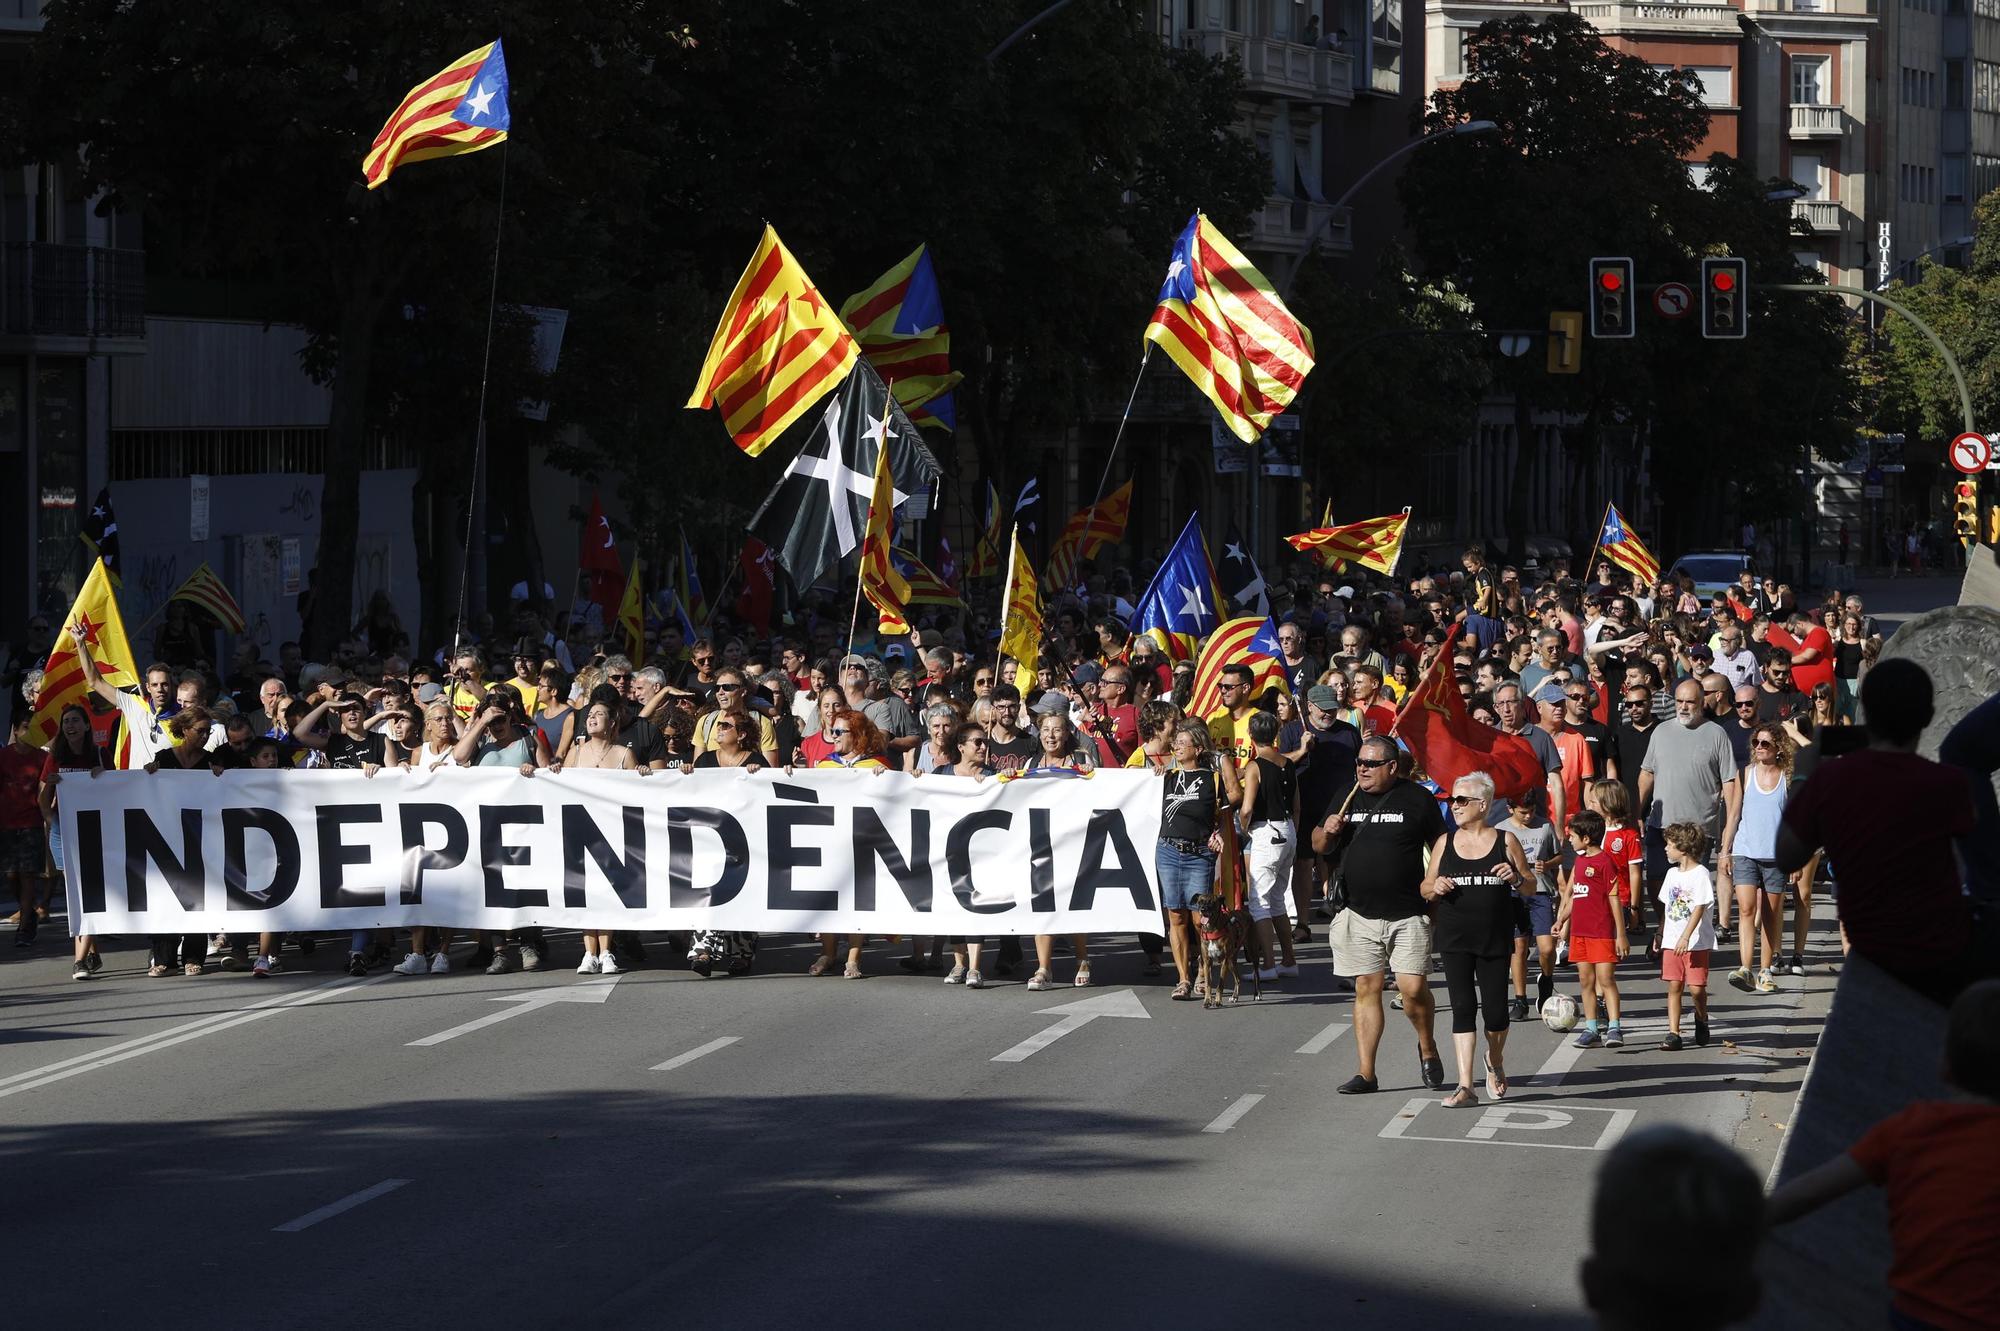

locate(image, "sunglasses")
(1565, 693), (1589, 703)
(715, 684), (741, 693)
(974, 676), (993, 685)
(1736, 699), (1758, 709)
(1448, 795), (1484, 807)
(714, 722), (737, 733)
(693, 656), (716, 665)
(608, 673), (631, 683)
(1753, 739), (1774, 749)
(830, 727), (849, 737)
(1624, 698), (1650, 707)
(1355, 757), (1392, 769)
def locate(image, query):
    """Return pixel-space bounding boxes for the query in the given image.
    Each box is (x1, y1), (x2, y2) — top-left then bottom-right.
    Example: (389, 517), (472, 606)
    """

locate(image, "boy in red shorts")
(1558, 809), (1628, 1049)
(1654, 822), (1715, 1050)
(1769, 980), (2000, 1331)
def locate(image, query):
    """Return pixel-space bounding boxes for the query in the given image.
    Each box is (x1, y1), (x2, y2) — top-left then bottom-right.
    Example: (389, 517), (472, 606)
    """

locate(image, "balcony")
(1789, 103), (1843, 136)
(1791, 198), (1844, 233)
(1571, 1), (1742, 35)
(1, 243), (148, 349)
(1182, 29), (1354, 105)
(1248, 197), (1352, 257)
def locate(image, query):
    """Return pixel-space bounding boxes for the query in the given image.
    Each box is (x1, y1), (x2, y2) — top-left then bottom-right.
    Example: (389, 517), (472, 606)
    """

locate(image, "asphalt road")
(0, 908), (1835, 1330)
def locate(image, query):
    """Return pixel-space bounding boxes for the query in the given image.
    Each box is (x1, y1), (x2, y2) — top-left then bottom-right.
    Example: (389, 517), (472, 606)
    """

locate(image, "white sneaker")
(393, 952), (429, 976)
(944, 964), (966, 984)
(1275, 963), (1300, 978)
(576, 954), (601, 974)
(966, 969), (985, 989)
(598, 954), (622, 975)
(428, 952), (450, 974)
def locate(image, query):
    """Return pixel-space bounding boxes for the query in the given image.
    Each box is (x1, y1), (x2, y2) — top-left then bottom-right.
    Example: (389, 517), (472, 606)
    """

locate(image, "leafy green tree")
(1871, 190), (2000, 446)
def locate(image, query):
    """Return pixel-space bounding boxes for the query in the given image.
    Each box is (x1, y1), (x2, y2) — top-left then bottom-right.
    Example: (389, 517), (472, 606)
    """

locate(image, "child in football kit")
(1654, 822), (1716, 1051)
(1557, 810), (1628, 1049)
(1769, 980), (2000, 1331)
(1590, 778), (1645, 933)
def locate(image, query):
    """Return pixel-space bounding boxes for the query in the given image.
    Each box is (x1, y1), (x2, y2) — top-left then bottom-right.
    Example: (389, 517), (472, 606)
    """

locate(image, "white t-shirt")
(1657, 864), (1717, 952)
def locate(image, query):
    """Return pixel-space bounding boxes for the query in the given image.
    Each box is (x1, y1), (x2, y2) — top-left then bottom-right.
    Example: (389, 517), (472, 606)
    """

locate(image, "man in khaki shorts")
(1312, 736), (1447, 1094)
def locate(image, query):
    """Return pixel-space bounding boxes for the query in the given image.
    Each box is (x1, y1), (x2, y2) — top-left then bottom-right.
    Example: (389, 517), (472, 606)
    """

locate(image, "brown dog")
(1190, 891), (1258, 1008)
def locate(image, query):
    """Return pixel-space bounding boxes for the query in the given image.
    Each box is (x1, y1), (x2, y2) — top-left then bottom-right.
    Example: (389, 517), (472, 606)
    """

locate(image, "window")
(1687, 66), (1732, 106)
(1948, 60), (1967, 110)
(1687, 162), (1713, 191)
(1976, 60), (2000, 112)
(1791, 55), (1829, 105)
(1793, 251), (1825, 276)
(1791, 151), (1826, 200)
(1369, 0), (1401, 94)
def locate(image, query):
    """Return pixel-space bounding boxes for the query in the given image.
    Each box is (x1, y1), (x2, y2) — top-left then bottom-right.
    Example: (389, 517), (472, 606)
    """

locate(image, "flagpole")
(1070, 345), (1153, 587)
(1387, 506), (1413, 581)
(1587, 501), (1613, 578)
(992, 523), (1020, 683)
(452, 144), (510, 662)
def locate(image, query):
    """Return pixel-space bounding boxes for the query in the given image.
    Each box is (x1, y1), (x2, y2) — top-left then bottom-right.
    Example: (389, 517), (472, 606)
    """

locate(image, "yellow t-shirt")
(815, 754), (886, 770)
(504, 677), (539, 714)
(694, 709), (778, 756)
(1206, 709), (1256, 770)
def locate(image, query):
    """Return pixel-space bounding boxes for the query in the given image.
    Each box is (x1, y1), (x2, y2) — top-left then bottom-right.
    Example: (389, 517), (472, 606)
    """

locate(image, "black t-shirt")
(1755, 686), (1806, 726)
(986, 731), (1039, 776)
(1834, 640), (1864, 680)
(1573, 718), (1615, 781)
(621, 718), (666, 767)
(1613, 720), (1655, 809)
(1719, 715), (1753, 769)
(1337, 780), (1446, 921)
(1250, 756), (1295, 824)
(324, 731), (386, 770)
(1160, 765), (1219, 843)
(1296, 718), (1361, 825)
(692, 750), (765, 772)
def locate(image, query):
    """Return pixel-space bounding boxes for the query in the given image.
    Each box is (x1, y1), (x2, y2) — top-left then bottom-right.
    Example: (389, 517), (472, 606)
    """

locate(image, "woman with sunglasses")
(1721, 722), (1794, 995)
(806, 713), (888, 977)
(1423, 771), (1535, 1106)
(680, 712), (764, 978)
(1155, 719), (1240, 1000)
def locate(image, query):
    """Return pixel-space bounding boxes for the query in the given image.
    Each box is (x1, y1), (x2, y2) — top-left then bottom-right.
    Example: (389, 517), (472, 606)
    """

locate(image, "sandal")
(806, 956), (834, 977)
(1441, 1086), (1480, 1109)
(841, 963), (863, 979)
(1171, 980), (1193, 1001)
(1073, 962), (1093, 987)
(1486, 1057), (1507, 1100)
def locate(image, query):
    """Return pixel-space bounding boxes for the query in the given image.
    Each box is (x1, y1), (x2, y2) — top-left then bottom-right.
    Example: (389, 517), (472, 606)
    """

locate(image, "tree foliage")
(1870, 190), (2000, 446)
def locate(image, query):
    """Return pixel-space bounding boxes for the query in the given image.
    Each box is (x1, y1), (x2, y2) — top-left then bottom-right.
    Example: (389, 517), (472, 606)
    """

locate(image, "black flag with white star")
(746, 361), (942, 592)
(1217, 521), (1269, 617)
(82, 486), (121, 584)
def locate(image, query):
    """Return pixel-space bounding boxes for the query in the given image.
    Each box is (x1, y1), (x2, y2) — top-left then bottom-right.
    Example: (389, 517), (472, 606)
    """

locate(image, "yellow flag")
(998, 531), (1041, 676)
(859, 435), (912, 635)
(30, 559), (137, 750)
(617, 558), (647, 667)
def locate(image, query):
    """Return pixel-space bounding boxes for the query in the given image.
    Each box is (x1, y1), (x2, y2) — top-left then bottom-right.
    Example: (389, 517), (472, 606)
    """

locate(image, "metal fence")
(0, 242), (147, 339)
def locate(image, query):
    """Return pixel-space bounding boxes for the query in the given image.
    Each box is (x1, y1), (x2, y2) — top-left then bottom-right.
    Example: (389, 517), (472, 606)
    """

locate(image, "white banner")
(58, 768), (1166, 936)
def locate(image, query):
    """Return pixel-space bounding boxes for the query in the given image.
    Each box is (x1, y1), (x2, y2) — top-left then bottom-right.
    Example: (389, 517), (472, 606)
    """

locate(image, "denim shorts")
(1730, 855), (1788, 895)
(1514, 892), (1557, 939)
(1155, 842), (1217, 912)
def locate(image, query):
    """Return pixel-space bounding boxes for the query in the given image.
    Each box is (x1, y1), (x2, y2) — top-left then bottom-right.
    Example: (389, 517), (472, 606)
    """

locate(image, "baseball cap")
(415, 682), (444, 704)
(1071, 662), (1102, 684)
(883, 641), (909, 662)
(1306, 684), (1340, 710)
(1030, 692), (1070, 717)
(1334, 585), (1356, 599)
(839, 653), (873, 671)
(1529, 680), (1565, 706)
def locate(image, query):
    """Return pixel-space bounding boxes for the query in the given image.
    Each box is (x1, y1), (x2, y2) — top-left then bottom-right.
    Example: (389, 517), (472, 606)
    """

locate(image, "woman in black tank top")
(1236, 711), (1300, 977)
(1155, 720), (1240, 1001)
(1422, 772), (1535, 1107)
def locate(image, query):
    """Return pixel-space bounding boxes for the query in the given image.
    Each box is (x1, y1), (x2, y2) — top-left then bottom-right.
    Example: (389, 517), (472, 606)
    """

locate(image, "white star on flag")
(1165, 257), (1186, 284)
(861, 410), (897, 451)
(464, 83), (496, 120)
(1224, 541), (1247, 564)
(1177, 583), (1207, 621)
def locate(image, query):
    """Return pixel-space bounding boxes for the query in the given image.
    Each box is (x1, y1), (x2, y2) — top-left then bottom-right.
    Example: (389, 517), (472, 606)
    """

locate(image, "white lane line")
(650, 1036), (741, 1072)
(1295, 1021), (1349, 1055)
(0, 974), (394, 1102)
(1201, 1093), (1266, 1134)
(273, 1178), (411, 1233)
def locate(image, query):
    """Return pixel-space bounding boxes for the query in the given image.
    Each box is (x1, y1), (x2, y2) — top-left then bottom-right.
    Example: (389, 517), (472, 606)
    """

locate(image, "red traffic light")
(1597, 269), (1624, 292)
(1711, 269), (1736, 292)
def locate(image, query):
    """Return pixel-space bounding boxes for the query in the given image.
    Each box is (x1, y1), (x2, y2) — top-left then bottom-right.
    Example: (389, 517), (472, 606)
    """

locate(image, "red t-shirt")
(1768, 624), (1837, 696)
(1358, 703), (1397, 737)
(1567, 849), (1622, 938)
(1782, 749), (1976, 976)
(1848, 1101), (2000, 1331)
(799, 732), (837, 767)
(0, 744), (43, 829)
(1603, 824), (1643, 905)
(1089, 703), (1140, 768)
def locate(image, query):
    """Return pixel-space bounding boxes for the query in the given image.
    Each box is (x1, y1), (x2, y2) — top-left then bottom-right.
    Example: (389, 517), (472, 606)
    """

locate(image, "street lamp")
(1278, 119), (1500, 298)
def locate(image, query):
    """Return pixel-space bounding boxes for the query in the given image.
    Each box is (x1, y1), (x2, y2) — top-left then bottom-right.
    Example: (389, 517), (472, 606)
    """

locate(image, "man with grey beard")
(1637, 677), (1742, 891)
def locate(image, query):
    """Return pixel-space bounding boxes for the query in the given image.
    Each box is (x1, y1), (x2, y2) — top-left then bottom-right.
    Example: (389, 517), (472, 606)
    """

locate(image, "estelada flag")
(29, 559), (138, 755)
(362, 39), (510, 189)
(168, 563), (247, 634)
(735, 537), (777, 636)
(1392, 624), (1544, 801)
(579, 492), (623, 616)
(1285, 510), (1409, 576)
(1185, 616), (1288, 720)
(686, 226), (860, 456)
(1044, 480), (1132, 592)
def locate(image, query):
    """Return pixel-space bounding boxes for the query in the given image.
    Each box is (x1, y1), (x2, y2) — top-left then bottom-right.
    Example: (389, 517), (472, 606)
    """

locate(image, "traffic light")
(1990, 502), (2000, 545)
(1702, 257), (1748, 339)
(1547, 311), (1582, 373)
(1588, 258), (1635, 338)
(1954, 480), (1979, 546)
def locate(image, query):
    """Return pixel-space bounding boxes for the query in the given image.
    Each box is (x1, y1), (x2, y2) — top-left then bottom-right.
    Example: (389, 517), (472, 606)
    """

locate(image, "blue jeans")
(1155, 843), (1217, 912)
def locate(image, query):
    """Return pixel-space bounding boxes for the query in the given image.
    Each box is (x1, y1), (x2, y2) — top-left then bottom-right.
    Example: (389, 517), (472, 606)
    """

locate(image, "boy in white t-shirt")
(1655, 821), (1716, 1051)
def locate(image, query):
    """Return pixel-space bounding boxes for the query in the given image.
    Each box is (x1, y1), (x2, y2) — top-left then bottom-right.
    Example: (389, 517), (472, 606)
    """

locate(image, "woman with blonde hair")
(1720, 721), (1794, 995)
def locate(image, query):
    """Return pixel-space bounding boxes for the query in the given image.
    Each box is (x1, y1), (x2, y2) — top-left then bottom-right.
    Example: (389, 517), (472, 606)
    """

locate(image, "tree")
(1399, 14), (1857, 561)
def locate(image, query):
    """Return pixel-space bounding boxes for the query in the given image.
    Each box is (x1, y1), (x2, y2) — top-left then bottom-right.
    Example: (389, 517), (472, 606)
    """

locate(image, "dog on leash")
(1189, 891), (1258, 1008)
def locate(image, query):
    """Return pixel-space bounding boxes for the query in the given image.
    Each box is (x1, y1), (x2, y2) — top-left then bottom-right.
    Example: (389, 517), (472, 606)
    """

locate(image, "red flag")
(579, 493), (623, 616)
(1391, 625), (1544, 801)
(735, 536), (776, 635)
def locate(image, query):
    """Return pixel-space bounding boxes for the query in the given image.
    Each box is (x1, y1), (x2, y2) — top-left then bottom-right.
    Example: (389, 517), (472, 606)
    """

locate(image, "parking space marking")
(274, 1178), (411, 1233)
(1201, 1093), (1266, 1134)
(650, 1036), (741, 1072)
(1378, 1097), (1636, 1151)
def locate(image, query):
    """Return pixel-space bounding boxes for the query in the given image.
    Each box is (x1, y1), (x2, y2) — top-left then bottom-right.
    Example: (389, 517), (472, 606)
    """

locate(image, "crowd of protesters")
(5, 542), (1996, 1106)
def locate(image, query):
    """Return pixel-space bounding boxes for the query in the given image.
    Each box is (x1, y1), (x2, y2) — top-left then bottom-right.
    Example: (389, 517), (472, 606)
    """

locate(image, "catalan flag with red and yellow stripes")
(687, 226), (861, 457)
(1285, 510), (1410, 576)
(361, 40), (511, 190)
(1144, 212), (1314, 443)
(1185, 616), (1290, 721)
(168, 562), (246, 635)
(1043, 480), (1132, 593)
(840, 245), (963, 431)
(859, 432), (913, 635)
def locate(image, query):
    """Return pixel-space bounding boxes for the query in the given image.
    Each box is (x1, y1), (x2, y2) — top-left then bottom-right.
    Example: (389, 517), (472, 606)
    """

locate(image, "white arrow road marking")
(0, 974), (394, 1102)
(1201, 1093), (1266, 1134)
(650, 1036), (740, 1072)
(406, 976), (623, 1047)
(273, 1178), (411, 1233)
(990, 988), (1150, 1063)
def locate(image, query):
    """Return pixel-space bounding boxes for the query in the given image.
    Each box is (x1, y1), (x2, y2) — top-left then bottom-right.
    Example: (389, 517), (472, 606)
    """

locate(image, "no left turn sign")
(1653, 283), (1692, 319)
(1950, 432), (1992, 475)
